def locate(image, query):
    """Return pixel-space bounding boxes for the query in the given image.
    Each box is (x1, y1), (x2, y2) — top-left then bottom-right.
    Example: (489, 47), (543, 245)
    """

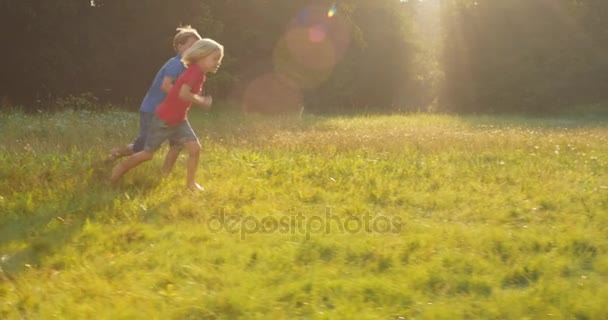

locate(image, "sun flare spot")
(327, 5), (337, 18)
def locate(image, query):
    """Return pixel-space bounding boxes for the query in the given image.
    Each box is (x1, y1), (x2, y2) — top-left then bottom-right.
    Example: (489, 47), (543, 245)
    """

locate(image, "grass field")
(1, 109), (607, 319)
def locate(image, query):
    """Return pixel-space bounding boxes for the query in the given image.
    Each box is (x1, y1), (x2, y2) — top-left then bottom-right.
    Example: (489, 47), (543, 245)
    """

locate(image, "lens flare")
(308, 25), (327, 43)
(327, 5), (336, 18)
(242, 73), (303, 114)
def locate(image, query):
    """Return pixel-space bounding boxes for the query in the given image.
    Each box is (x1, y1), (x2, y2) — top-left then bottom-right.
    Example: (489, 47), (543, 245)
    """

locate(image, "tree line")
(1, 0), (606, 114)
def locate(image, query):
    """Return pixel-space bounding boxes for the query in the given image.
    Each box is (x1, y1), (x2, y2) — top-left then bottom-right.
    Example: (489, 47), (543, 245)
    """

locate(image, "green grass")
(1, 109), (607, 319)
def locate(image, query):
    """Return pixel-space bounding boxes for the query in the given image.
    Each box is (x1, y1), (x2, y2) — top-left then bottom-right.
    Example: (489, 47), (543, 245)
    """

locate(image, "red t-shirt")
(156, 63), (206, 125)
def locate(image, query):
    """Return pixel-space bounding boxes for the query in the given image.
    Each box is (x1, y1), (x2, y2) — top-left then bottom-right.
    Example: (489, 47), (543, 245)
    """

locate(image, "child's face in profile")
(197, 51), (223, 73)
(177, 36), (198, 54)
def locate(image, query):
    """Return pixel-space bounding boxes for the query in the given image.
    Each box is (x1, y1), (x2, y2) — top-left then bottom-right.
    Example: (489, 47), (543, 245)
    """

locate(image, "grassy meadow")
(0, 108), (607, 319)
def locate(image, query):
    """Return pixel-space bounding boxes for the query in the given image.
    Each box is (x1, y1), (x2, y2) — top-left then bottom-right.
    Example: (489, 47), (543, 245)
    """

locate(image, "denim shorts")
(132, 112), (181, 153)
(144, 115), (198, 152)
(130, 112), (153, 152)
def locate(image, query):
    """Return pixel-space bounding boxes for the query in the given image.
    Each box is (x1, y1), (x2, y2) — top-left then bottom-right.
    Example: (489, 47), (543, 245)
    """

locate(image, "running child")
(111, 39), (224, 190)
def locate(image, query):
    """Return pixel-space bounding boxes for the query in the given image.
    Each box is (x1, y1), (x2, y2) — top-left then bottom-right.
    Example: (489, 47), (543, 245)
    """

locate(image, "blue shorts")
(132, 112), (180, 153)
(144, 115), (198, 152)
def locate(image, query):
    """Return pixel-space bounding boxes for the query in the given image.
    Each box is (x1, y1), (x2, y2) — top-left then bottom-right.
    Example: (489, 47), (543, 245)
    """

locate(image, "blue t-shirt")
(139, 54), (185, 112)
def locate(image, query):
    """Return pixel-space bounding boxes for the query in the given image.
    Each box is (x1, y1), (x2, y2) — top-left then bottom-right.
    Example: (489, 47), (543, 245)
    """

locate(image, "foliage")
(441, 0), (608, 113)
(1, 0), (608, 114)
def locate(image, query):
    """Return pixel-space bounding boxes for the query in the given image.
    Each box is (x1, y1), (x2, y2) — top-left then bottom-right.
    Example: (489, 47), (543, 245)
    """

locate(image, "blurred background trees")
(1, 0), (606, 114)
(441, 0), (608, 113)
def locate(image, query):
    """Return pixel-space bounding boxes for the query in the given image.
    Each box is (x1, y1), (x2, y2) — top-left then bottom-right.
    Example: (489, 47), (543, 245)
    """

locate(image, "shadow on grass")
(0, 158), (164, 277)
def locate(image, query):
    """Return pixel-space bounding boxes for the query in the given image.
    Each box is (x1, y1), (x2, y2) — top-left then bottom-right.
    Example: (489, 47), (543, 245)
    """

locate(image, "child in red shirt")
(111, 39), (224, 191)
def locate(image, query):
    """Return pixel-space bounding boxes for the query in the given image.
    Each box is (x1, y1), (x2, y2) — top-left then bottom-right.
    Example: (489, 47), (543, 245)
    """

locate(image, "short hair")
(173, 25), (202, 51)
(181, 38), (224, 66)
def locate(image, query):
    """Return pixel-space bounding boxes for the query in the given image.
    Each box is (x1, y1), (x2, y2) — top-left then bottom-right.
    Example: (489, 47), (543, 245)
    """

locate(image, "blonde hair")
(181, 38), (224, 66)
(173, 25), (202, 51)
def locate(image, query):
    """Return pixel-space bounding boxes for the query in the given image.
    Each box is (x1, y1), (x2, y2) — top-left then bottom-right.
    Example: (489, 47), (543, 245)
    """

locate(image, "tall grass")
(1, 109), (607, 319)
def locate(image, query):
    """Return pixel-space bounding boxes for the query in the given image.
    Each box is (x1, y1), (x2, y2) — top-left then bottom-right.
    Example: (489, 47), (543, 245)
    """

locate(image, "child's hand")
(202, 96), (213, 108)
(195, 95), (213, 110)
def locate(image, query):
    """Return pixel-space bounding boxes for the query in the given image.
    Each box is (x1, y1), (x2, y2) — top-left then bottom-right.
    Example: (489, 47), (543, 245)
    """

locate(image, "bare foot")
(187, 183), (205, 191)
(160, 170), (170, 179)
(110, 164), (122, 185)
(108, 146), (134, 161)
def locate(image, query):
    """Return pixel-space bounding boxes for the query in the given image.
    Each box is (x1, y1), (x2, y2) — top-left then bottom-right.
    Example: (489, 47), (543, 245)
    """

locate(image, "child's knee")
(186, 142), (201, 155)
(169, 142), (184, 151)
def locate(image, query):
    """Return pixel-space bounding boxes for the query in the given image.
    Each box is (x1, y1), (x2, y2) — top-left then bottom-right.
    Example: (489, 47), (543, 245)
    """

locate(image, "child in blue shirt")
(109, 26), (202, 168)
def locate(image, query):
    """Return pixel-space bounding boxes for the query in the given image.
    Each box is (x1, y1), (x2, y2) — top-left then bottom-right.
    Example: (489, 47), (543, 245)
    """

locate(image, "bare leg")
(161, 144), (183, 177)
(111, 151), (154, 183)
(184, 141), (203, 190)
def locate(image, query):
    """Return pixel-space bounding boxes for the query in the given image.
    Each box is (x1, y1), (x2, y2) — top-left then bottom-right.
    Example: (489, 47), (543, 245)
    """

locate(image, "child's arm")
(179, 84), (212, 110)
(160, 76), (176, 94)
